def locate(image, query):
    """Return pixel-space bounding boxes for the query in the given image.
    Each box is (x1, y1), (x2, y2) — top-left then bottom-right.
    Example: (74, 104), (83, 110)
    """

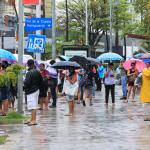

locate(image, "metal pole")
(52, 0), (56, 58)
(36, 0), (41, 60)
(85, 0), (88, 45)
(109, 0), (113, 52)
(18, 0), (24, 113)
(65, 0), (69, 42)
(2, 35), (4, 49)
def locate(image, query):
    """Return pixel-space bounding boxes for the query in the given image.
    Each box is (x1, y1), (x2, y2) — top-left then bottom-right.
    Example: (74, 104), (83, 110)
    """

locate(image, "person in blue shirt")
(97, 63), (104, 91)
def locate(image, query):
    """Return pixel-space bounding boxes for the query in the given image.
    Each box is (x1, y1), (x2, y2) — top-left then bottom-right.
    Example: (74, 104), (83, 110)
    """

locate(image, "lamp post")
(65, 0), (69, 42)
(52, 0), (56, 58)
(85, 0), (88, 45)
(109, 0), (113, 52)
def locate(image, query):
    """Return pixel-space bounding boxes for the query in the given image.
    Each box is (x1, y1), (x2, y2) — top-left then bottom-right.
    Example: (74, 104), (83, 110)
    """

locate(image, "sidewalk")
(0, 85), (150, 150)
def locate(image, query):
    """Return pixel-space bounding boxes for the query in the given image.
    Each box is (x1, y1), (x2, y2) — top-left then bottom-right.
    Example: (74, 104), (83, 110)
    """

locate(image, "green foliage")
(0, 64), (24, 87)
(0, 136), (8, 145)
(6, 111), (25, 119)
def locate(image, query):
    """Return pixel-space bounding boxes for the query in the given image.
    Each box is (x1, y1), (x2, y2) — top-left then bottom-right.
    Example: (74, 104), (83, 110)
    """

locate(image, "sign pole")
(36, 0), (41, 60)
(52, 0), (56, 59)
(18, 0), (24, 113)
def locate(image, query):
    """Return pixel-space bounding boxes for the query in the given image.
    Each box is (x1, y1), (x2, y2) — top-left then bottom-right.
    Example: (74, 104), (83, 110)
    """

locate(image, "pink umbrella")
(123, 58), (146, 72)
(141, 53), (150, 59)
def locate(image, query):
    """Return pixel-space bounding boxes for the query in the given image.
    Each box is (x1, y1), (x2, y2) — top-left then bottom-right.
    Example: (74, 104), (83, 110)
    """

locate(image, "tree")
(113, 0), (133, 48)
(57, 0), (110, 47)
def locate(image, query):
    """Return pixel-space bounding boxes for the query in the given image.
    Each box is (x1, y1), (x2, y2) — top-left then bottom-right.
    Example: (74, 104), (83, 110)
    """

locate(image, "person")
(39, 63), (49, 110)
(140, 62), (150, 121)
(125, 62), (138, 103)
(104, 63), (115, 105)
(47, 60), (58, 108)
(65, 69), (78, 116)
(119, 60), (127, 100)
(97, 63), (104, 91)
(92, 66), (96, 98)
(57, 70), (65, 94)
(0, 61), (9, 116)
(77, 69), (85, 104)
(24, 59), (43, 126)
(83, 65), (95, 106)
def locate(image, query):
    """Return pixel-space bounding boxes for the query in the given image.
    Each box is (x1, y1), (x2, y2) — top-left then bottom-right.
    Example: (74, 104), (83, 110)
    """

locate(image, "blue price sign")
(27, 34), (46, 53)
(25, 18), (52, 31)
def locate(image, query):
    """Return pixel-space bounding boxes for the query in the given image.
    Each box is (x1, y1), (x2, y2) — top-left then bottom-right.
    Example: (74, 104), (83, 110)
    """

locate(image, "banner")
(23, 0), (39, 5)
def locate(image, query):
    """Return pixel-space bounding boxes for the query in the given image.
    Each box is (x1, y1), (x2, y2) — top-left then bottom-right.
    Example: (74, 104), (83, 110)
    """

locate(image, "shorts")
(27, 90), (39, 110)
(66, 95), (74, 102)
(0, 86), (9, 101)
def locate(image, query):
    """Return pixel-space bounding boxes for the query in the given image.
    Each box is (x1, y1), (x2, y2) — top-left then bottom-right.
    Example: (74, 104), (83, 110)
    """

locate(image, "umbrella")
(141, 53), (150, 59)
(13, 54), (33, 64)
(123, 58), (146, 72)
(58, 55), (69, 61)
(96, 52), (124, 61)
(0, 49), (17, 63)
(51, 61), (81, 69)
(134, 53), (145, 59)
(69, 56), (90, 70)
(143, 58), (150, 63)
(87, 57), (101, 65)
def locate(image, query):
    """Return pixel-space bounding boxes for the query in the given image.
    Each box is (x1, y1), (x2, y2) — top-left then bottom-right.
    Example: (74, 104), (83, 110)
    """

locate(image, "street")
(0, 85), (150, 150)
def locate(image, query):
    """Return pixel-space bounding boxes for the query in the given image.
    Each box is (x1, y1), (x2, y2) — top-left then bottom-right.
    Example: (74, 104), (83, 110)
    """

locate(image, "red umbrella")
(123, 58), (146, 72)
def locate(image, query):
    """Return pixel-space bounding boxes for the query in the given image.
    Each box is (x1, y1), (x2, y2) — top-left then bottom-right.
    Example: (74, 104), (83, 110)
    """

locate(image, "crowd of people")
(0, 57), (150, 125)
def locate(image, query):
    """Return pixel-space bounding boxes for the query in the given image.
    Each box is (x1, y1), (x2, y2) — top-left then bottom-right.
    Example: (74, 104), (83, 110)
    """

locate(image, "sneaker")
(82, 100), (86, 107)
(49, 105), (56, 108)
(120, 97), (126, 100)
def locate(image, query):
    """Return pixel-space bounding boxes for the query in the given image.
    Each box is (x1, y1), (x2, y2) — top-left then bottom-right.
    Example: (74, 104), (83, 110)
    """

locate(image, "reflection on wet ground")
(0, 86), (150, 150)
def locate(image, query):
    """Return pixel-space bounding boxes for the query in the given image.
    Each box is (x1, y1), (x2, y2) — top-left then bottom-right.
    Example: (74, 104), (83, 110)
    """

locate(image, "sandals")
(28, 122), (37, 126)
(124, 100), (128, 103)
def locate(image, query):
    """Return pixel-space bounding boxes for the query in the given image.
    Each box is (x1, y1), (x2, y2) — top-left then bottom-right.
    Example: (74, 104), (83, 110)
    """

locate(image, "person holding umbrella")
(125, 62), (138, 103)
(104, 63), (115, 105)
(65, 69), (78, 116)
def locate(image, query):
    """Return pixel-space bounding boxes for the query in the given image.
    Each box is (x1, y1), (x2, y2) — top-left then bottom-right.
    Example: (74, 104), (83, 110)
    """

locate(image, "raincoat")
(140, 67), (150, 103)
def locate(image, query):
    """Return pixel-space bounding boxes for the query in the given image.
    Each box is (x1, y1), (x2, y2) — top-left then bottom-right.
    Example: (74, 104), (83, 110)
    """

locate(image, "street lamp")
(85, 0), (88, 45)
(65, 0), (69, 42)
(109, 0), (113, 52)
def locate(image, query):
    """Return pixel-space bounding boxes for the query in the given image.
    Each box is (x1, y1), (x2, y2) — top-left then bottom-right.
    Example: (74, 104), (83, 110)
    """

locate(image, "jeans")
(121, 76), (127, 97)
(92, 80), (95, 97)
(105, 84), (115, 103)
(49, 78), (57, 107)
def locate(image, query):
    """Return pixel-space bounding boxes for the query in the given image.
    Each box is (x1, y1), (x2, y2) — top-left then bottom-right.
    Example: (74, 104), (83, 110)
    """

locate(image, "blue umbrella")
(52, 61), (80, 69)
(0, 49), (17, 63)
(143, 58), (150, 63)
(134, 53), (145, 59)
(96, 52), (124, 61)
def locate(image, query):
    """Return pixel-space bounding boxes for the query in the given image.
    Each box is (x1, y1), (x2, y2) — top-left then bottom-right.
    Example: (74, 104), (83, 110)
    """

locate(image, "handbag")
(65, 80), (79, 96)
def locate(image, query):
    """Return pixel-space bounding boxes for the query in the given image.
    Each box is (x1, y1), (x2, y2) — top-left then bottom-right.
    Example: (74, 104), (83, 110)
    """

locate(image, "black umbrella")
(87, 57), (101, 65)
(69, 56), (90, 70)
(51, 61), (81, 69)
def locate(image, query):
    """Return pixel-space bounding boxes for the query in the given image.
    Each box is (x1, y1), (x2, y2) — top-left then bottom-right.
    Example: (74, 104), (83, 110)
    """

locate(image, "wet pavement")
(0, 85), (150, 150)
